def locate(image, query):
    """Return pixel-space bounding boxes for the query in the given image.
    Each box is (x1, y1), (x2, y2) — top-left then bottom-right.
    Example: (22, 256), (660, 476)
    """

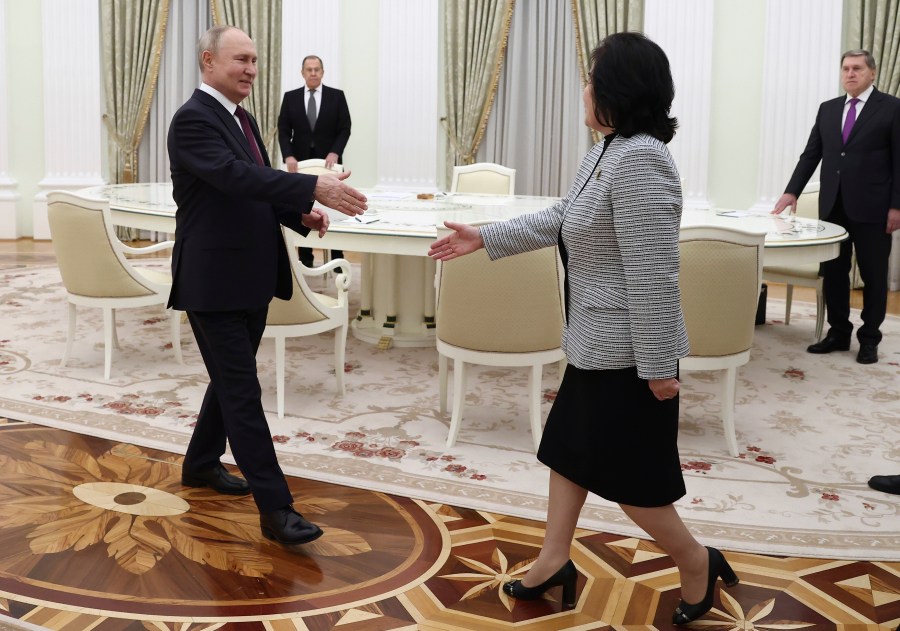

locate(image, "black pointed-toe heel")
(503, 559), (578, 608)
(672, 547), (739, 625)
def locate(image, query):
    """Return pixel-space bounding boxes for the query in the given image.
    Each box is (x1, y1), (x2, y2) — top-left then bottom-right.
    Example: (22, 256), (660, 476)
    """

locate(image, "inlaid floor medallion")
(0, 424), (447, 621)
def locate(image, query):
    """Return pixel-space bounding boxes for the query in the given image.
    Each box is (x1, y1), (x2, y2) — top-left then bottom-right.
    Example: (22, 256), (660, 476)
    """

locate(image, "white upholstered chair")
(679, 225), (765, 457)
(762, 182), (824, 341)
(435, 223), (565, 451)
(47, 190), (182, 380)
(263, 228), (351, 419)
(450, 162), (516, 195)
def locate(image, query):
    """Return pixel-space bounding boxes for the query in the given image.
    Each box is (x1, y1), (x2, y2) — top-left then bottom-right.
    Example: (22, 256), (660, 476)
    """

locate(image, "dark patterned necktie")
(234, 105), (265, 166)
(307, 89), (317, 131)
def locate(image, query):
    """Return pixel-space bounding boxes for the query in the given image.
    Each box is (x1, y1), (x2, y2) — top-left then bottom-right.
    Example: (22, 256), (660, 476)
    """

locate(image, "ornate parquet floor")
(0, 419), (896, 631)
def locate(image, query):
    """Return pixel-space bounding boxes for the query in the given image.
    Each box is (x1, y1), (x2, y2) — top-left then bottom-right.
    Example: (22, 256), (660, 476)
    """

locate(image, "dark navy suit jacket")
(167, 89), (317, 311)
(786, 87), (900, 223)
(277, 85), (351, 163)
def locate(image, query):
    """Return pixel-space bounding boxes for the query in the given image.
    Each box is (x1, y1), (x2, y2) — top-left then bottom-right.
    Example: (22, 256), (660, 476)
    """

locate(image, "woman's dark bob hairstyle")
(590, 32), (677, 143)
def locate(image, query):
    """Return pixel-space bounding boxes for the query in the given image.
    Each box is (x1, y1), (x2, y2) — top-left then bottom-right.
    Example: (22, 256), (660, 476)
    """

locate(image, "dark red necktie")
(234, 105), (265, 166)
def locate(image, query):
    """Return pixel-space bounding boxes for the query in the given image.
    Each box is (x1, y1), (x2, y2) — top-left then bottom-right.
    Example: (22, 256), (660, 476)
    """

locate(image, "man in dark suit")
(774, 49), (900, 364)
(167, 25), (367, 546)
(278, 55), (351, 268)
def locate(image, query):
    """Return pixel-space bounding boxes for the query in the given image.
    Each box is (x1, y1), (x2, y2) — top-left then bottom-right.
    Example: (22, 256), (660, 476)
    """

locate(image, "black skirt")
(537, 364), (686, 507)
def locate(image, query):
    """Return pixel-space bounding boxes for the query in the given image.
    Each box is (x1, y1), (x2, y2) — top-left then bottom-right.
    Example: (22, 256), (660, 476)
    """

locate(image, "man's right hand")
(285, 156), (299, 173)
(772, 193), (798, 215)
(313, 170), (367, 216)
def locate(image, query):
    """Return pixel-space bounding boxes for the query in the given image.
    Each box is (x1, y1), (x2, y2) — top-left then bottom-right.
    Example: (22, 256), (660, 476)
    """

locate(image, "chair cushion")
(763, 263), (820, 279)
(133, 266), (173, 286)
(266, 289), (331, 325)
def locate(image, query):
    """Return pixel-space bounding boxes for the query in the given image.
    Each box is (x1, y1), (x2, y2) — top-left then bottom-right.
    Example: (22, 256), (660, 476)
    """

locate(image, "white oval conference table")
(81, 183), (848, 347)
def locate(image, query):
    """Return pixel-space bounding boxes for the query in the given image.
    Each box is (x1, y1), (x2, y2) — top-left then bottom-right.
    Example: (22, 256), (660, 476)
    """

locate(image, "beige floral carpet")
(0, 262), (898, 561)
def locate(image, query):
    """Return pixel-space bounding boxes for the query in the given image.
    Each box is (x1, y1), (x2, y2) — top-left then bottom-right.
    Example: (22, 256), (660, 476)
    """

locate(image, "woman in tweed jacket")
(429, 33), (739, 625)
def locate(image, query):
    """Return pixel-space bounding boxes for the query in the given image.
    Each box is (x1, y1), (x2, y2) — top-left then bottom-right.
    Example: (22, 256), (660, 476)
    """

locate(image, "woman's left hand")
(428, 221), (484, 260)
(649, 378), (680, 401)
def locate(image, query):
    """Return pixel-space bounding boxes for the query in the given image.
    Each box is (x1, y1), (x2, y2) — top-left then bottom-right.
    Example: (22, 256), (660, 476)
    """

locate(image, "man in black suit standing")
(278, 55), (351, 268)
(167, 25), (367, 546)
(774, 49), (900, 364)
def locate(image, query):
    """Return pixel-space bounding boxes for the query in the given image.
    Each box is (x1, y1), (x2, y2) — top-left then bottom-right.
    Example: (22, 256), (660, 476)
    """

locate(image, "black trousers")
(822, 198), (893, 345)
(185, 307), (292, 513)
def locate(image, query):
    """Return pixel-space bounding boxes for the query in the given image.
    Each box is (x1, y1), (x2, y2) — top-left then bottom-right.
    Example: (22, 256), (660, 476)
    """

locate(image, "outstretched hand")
(313, 170), (368, 217)
(428, 221), (484, 261)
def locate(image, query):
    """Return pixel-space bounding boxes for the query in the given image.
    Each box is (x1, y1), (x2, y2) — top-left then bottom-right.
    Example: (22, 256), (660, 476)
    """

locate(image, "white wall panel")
(752, 0), (842, 211)
(376, 0), (438, 189)
(0, 0), (20, 238)
(34, 0), (104, 239)
(644, 0), (715, 210)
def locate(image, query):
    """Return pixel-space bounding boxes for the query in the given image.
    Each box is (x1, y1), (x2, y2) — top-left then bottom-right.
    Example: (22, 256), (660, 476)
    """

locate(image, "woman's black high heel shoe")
(503, 559), (578, 608)
(672, 547), (739, 625)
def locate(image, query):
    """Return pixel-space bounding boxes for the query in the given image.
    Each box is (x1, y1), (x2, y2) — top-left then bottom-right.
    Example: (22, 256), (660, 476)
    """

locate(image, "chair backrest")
(795, 181), (819, 219)
(435, 223), (564, 353)
(450, 162), (516, 195)
(293, 158), (345, 176)
(266, 228), (331, 325)
(679, 226), (765, 357)
(47, 191), (158, 298)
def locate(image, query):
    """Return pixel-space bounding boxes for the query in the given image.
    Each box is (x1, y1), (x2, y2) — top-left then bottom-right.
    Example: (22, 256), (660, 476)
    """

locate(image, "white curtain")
(476, 0), (593, 197)
(137, 0), (209, 238)
(137, 0), (208, 184)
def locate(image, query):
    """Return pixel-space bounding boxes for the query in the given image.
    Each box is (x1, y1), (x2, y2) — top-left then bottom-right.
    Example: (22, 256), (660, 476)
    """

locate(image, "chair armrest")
(334, 272), (351, 304)
(120, 240), (175, 256)
(300, 258), (351, 278)
(299, 258), (352, 306)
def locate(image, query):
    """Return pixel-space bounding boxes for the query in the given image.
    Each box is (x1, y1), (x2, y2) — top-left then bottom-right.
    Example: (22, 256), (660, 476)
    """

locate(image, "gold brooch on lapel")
(594, 168), (602, 180)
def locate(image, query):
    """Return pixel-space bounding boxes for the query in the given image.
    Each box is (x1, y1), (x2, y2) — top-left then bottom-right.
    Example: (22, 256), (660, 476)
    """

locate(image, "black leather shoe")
(868, 475), (900, 495)
(807, 335), (851, 354)
(672, 547), (740, 625)
(260, 506), (323, 545)
(503, 559), (578, 608)
(182, 464), (251, 495)
(856, 344), (878, 364)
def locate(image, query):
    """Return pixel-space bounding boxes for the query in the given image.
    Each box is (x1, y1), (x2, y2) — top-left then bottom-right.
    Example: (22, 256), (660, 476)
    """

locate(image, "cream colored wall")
(707, 0), (766, 211)
(6, 0), (43, 237)
(339, 0), (379, 188)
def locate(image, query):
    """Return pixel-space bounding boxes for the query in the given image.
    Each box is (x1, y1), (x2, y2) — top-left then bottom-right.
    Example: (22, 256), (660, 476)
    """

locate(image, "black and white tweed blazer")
(480, 133), (690, 380)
